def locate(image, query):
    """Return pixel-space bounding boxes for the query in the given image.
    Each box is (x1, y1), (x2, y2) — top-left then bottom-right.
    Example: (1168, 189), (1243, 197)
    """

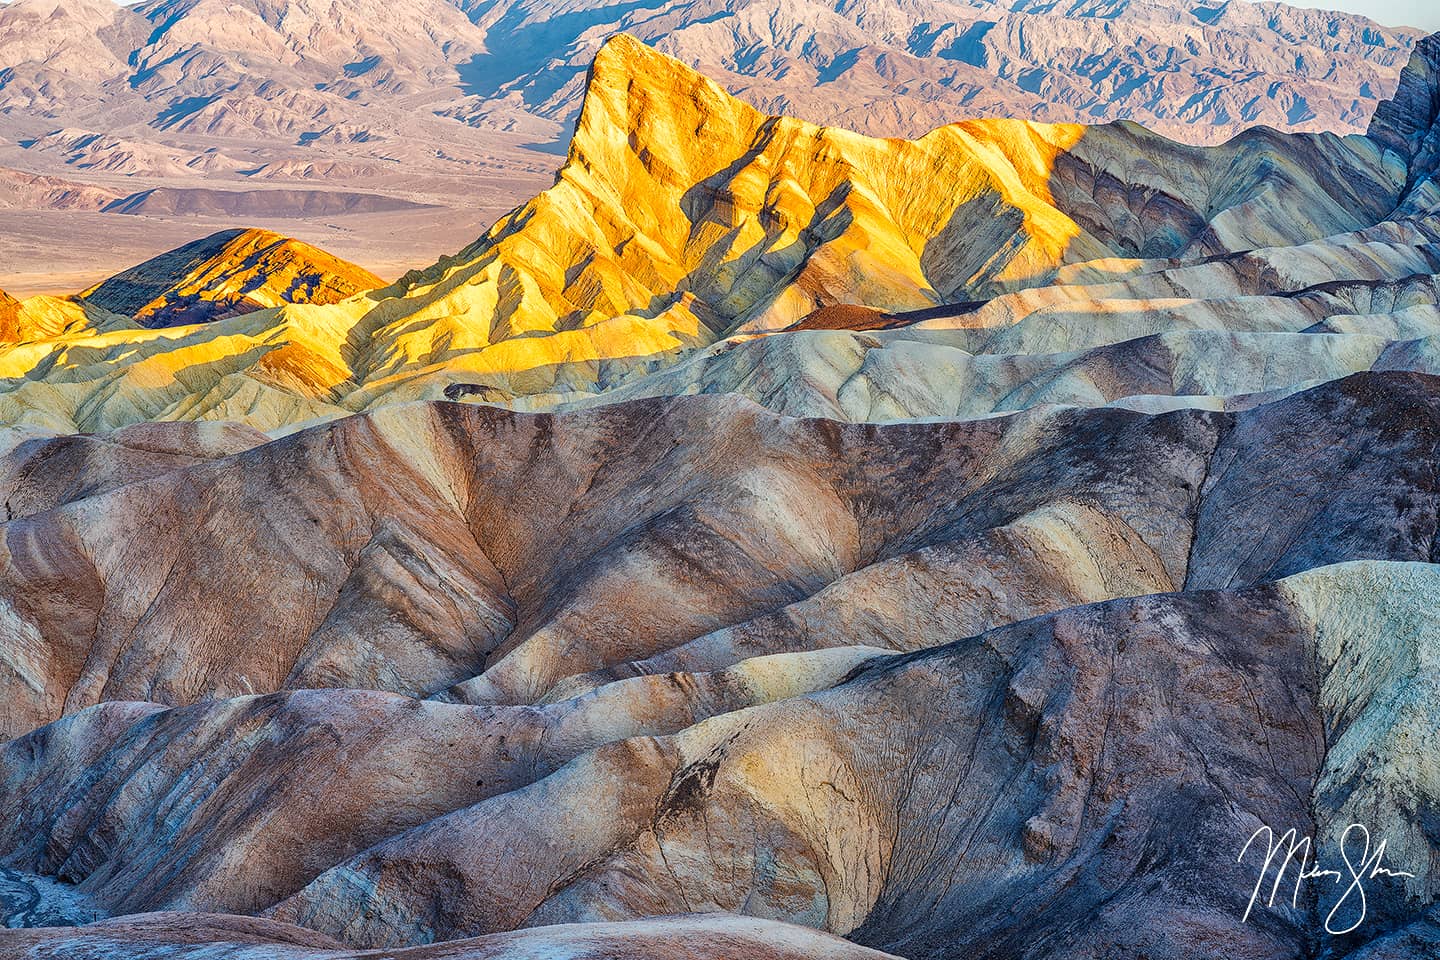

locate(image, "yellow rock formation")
(0, 34), (1412, 433)
(0, 292), (126, 344)
(79, 227), (384, 326)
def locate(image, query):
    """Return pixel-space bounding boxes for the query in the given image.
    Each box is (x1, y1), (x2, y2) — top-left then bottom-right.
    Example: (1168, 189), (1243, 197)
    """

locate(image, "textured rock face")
(0, 419), (268, 519)
(273, 579), (1327, 955)
(0, 373), (1436, 739)
(4, 21), (1440, 960)
(78, 228), (384, 326)
(0, 375), (1436, 958)
(1369, 33), (1440, 190)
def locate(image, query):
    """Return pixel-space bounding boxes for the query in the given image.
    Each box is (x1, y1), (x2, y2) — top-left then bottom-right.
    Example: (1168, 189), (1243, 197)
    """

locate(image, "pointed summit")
(81, 229), (384, 327)
(571, 34), (766, 178)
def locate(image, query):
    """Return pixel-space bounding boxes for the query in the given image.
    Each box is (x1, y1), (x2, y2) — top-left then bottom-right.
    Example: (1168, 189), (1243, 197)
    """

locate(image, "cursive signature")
(1238, 822), (1416, 935)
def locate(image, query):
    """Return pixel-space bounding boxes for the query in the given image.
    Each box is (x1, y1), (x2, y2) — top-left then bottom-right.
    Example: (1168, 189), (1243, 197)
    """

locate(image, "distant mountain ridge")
(472, 0), (1426, 143)
(0, 0), (1425, 154)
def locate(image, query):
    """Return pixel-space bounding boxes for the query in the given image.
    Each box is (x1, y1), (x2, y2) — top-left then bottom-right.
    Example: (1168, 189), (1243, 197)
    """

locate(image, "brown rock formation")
(0, 374), (1433, 956)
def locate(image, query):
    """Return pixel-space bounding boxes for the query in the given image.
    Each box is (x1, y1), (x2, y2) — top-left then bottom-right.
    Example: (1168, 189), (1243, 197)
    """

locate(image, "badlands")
(0, 0), (1425, 292)
(1, 21), (1440, 960)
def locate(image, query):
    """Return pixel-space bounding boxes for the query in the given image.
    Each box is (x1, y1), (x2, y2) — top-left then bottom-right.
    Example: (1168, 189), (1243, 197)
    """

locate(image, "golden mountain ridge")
(0, 33), (1433, 434)
(78, 227), (385, 327)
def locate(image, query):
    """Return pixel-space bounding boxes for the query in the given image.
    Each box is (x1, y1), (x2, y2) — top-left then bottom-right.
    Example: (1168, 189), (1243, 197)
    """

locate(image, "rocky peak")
(567, 34), (766, 184)
(1368, 32), (1440, 195)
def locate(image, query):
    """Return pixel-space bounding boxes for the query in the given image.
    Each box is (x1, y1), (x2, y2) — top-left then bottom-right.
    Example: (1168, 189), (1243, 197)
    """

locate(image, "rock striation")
(4, 23), (1440, 960)
(0, 374), (1435, 937)
(78, 228), (384, 327)
(0, 386), (1437, 955)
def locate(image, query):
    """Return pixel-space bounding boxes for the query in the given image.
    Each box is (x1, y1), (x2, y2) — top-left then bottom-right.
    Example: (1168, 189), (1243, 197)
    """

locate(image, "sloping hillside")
(79, 228), (384, 326)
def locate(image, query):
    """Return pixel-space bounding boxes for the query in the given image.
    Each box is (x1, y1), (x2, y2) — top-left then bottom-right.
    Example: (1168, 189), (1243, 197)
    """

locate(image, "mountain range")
(0, 0), (1427, 295)
(1, 32), (1437, 431)
(1, 0), (1423, 145)
(1, 21), (1440, 959)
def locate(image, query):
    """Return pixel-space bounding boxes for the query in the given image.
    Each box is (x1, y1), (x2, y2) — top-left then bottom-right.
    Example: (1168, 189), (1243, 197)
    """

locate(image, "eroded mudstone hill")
(0, 370), (1436, 735)
(0, 374), (1436, 957)
(78, 228), (384, 326)
(2, 34), (1440, 434)
(4, 24), (1440, 960)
